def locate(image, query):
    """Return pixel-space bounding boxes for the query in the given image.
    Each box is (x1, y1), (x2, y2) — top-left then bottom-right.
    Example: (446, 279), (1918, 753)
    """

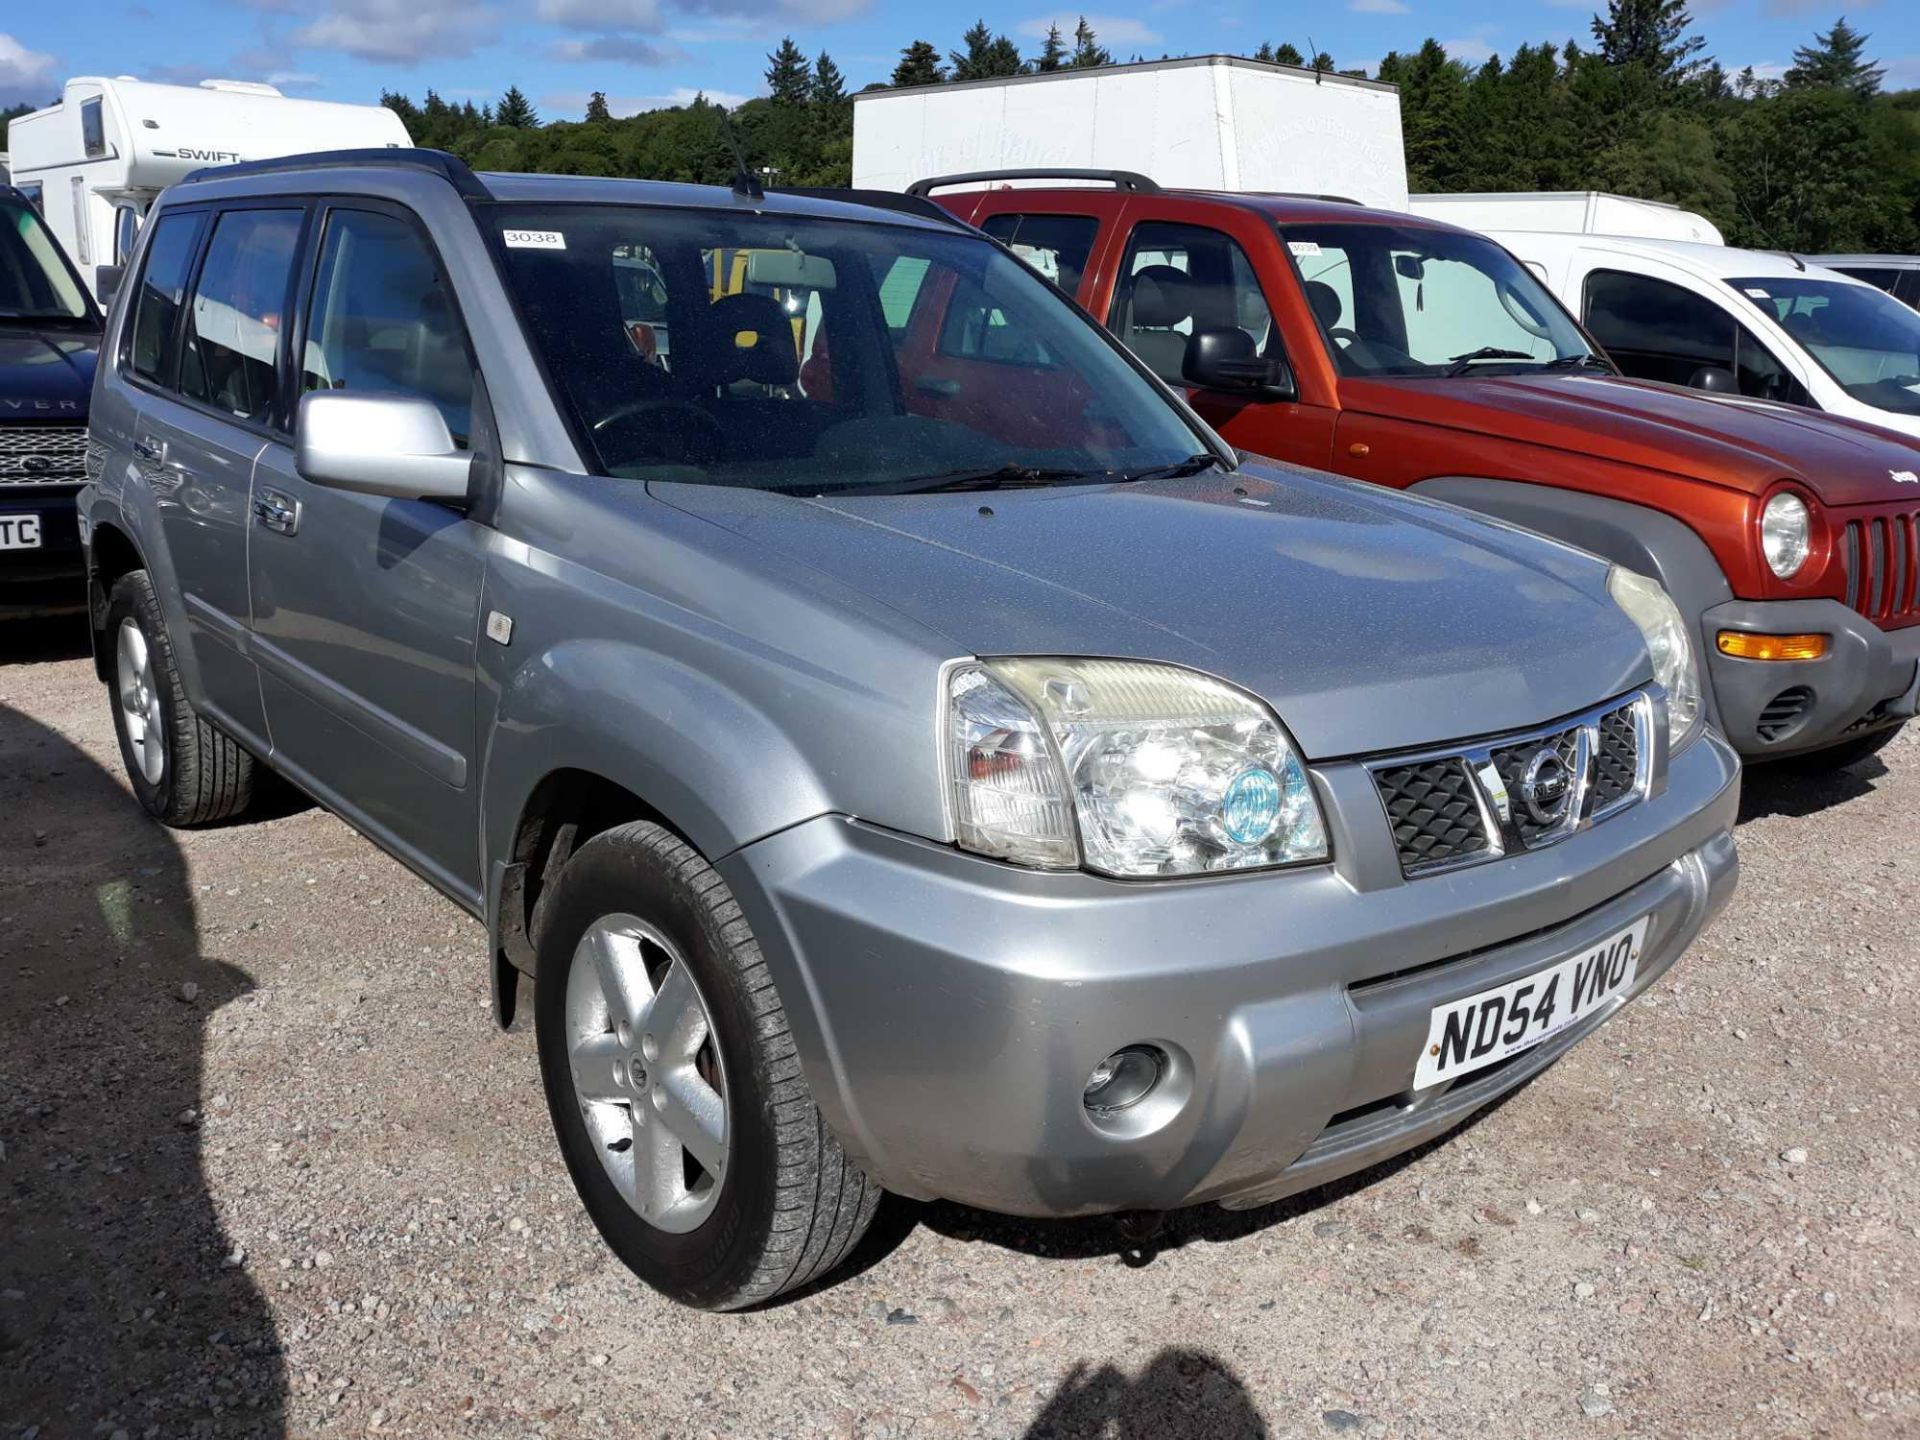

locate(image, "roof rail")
(180, 147), (490, 200)
(772, 186), (978, 230)
(1247, 191), (1364, 206)
(905, 168), (1160, 198)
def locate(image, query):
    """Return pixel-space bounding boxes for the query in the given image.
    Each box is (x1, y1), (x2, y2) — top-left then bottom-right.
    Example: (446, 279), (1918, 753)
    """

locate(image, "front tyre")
(105, 570), (255, 826)
(533, 820), (878, 1309)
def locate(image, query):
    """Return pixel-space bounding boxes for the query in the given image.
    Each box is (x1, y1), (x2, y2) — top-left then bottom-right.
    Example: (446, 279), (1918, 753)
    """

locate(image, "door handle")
(252, 488), (301, 536)
(133, 435), (166, 463)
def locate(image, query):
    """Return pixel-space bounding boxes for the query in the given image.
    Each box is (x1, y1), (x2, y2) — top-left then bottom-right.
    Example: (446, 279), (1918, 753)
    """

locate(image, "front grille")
(1373, 759), (1490, 871)
(1842, 509), (1920, 629)
(0, 424), (88, 487)
(1368, 694), (1650, 879)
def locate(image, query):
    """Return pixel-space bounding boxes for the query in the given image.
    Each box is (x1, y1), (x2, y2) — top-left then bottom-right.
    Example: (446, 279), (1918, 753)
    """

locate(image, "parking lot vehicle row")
(925, 173), (1920, 769)
(81, 149), (1738, 1308)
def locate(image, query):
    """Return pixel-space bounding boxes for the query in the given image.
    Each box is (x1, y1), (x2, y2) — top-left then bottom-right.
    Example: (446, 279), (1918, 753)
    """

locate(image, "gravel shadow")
(1737, 754), (1888, 822)
(1020, 1348), (1270, 1438)
(0, 615), (92, 668)
(0, 701), (287, 1436)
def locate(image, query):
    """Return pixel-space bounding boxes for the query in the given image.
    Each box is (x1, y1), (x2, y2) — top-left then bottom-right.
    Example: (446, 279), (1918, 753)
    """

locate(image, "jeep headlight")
(944, 658), (1328, 877)
(1608, 568), (1702, 751)
(1760, 492), (1811, 579)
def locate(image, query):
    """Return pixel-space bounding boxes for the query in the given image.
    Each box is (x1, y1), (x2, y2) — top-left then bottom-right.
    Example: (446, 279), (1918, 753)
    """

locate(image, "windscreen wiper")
(1444, 347), (1537, 376)
(846, 463), (1106, 496)
(1121, 452), (1230, 482)
(1540, 353), (1614, 373)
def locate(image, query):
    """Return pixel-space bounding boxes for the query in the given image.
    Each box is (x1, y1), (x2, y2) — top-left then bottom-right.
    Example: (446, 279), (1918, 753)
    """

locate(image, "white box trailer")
(7, 76), (409, 299)
(1408, 191), (1724, 246)
(853, 55), (1409, 213)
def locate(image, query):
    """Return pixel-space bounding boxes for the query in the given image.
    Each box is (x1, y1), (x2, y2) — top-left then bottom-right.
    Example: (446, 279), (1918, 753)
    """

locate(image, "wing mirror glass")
(295, 391), (472, 504)
(1182, 327), (1298, 401)
(95, 265), (124, 305)
(1687, 364), (1739, 394)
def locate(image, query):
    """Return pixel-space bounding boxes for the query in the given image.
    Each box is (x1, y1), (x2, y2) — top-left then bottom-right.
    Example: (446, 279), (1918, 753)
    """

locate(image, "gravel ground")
(2, 626), (1916, 1440)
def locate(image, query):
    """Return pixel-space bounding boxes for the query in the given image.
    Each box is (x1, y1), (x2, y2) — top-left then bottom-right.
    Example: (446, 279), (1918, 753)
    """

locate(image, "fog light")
(1716, 631), (1829, 662)
(1083, 1046), (1163, 1115)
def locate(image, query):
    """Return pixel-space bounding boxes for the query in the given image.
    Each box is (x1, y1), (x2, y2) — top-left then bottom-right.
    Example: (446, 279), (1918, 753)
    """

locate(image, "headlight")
(944, 658), (1328, 877)
(1608, 568), (1703, 751)
(1761, 492), (1811, 579)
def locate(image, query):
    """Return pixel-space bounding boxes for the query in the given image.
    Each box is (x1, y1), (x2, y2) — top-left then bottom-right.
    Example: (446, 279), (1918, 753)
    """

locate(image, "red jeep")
(917, 170), (1920, 769)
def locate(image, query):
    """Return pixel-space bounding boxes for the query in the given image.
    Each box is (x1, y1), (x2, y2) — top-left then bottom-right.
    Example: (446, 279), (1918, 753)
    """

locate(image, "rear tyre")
(533, 820), (878, 1309)
(1776, 724), (1903, 774)
(105, 570), (255, 826)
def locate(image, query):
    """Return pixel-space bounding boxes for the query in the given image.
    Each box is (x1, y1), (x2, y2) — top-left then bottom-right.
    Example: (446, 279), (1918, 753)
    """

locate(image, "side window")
(1586, 269), (1804, 404)
(178, 208), (302, 424)
(128, 211), (205, 386)
(17, 182), (43, 213)
(874, 255), (931, 338)
(301, 209), (475, 443)
(1835, 267), (1901, 296)
(1899, 272), (1920, 309)
(81, 98), (106, 159)
(1110, 221), (1275, 386)
(978, 213), (1099, 297)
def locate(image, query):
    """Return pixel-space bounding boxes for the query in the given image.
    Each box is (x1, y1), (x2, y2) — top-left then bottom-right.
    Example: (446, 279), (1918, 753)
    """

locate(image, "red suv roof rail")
(906, 168), (1161, 198)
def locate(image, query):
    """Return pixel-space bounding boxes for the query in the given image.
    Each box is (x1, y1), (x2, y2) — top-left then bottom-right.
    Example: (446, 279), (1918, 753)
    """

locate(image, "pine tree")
(494, 86), (538, 129)
(812, 52), (848, 109)
(585, 90), (612, 122)
(951, 21), (1022, 80)
(1273, 42), (1304, 67)
(767, 37), (812, 105)
(1589, 0), (1706, 87)
(1038, 24), (1067, 72)
(1311, 51), (1334, 75)
(1072, 17), (1111, 68)
(1784, 18), (1883, 98)
(892, 39), (946, 87)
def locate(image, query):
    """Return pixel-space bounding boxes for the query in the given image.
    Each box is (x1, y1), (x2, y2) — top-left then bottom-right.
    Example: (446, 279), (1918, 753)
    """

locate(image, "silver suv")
(80, 151), (1740, 1309)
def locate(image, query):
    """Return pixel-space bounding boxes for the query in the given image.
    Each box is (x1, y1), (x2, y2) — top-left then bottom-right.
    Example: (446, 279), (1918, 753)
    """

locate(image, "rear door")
(1106, 209), (1336, 470)
(247, 200), (489, 903)
(126, 202), (307, 749)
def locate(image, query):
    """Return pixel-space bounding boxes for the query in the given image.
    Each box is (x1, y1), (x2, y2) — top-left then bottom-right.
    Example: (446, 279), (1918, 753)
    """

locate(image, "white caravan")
(7, 77), (409, 298)
(1410, 191), (1724, 246)
(1490, 230), (1920, 443)
(853, 55), (1410, 214)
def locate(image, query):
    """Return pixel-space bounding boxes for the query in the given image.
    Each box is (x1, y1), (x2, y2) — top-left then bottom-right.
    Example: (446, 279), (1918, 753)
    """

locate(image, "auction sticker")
(504, 229), (567, 250)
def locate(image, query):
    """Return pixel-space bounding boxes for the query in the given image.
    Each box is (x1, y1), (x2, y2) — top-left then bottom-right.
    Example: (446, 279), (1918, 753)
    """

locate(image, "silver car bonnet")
(651, 462), (1653, 760)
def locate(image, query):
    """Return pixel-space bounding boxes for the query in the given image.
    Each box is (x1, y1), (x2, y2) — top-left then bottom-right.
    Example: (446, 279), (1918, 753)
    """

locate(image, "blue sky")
(3, 1), (1917, 122)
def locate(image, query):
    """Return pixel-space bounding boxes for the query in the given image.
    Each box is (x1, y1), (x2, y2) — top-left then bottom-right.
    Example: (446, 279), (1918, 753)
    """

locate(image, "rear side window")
(81, 98), (106, 159)
(300, 208), (475, 444)
(1584, 269), (1805, 405)
(1834, 267), (1902, 296)
(128, 212), (205, 386)
(179, 208), (302, 424)
(978, 213), (1099, 297)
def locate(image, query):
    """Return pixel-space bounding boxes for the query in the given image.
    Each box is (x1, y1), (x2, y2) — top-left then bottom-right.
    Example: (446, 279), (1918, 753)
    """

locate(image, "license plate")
(0, 515), (41, 550)
(1414, 916), (1650, 1090)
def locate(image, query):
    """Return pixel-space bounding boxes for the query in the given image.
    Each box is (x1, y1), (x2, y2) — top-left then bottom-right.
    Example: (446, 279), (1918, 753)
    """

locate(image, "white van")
(1489, 231), (1920, 443)
(7, 76), (409, 300)
(1411, 191), (1724, 246)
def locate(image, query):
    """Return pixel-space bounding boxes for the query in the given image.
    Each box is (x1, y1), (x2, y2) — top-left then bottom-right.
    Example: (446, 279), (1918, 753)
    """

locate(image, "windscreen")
(490, 205), (1209, 494)
(1281, 222), (1595, 379)
(0, 198), (91, 321)
(1729, 276), (1920, 418)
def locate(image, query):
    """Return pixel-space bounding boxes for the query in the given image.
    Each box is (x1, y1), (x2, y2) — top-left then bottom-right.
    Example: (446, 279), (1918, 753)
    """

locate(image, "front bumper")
(1706, 597), (1920, 758)
(720, 730), (1740, 1218)
(0, 487), (85, 616)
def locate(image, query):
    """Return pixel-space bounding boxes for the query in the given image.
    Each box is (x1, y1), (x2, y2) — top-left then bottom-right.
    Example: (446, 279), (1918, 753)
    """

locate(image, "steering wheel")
(591, 397), (727, 467)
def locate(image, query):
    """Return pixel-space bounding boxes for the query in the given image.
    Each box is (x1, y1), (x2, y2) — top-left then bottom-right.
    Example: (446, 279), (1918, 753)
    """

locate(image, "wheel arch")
(86, 517), (147, 683)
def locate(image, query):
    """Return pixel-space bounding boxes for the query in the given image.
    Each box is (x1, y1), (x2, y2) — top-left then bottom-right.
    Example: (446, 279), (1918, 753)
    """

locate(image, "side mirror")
(1182, 327), (1298, 402)
(1687, 364), (1739, 394)
(95, 265), (124, 305)
(295, 391), (472, 504)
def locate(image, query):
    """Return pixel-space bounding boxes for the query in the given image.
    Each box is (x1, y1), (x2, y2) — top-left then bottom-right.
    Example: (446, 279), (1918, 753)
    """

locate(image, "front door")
(247, 202), (488, 902)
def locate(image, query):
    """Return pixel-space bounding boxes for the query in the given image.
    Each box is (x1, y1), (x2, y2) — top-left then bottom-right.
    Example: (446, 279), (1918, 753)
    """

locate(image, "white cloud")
(1016, 14), (1163, 47)
(0, 32), (57, 108)
(549, 34), (683, 64)
(1441, 36), (1495, 64)
(537, 0), (663, 31)
(1349, 0), (1410, 13)
(289, 0), (499, 63)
